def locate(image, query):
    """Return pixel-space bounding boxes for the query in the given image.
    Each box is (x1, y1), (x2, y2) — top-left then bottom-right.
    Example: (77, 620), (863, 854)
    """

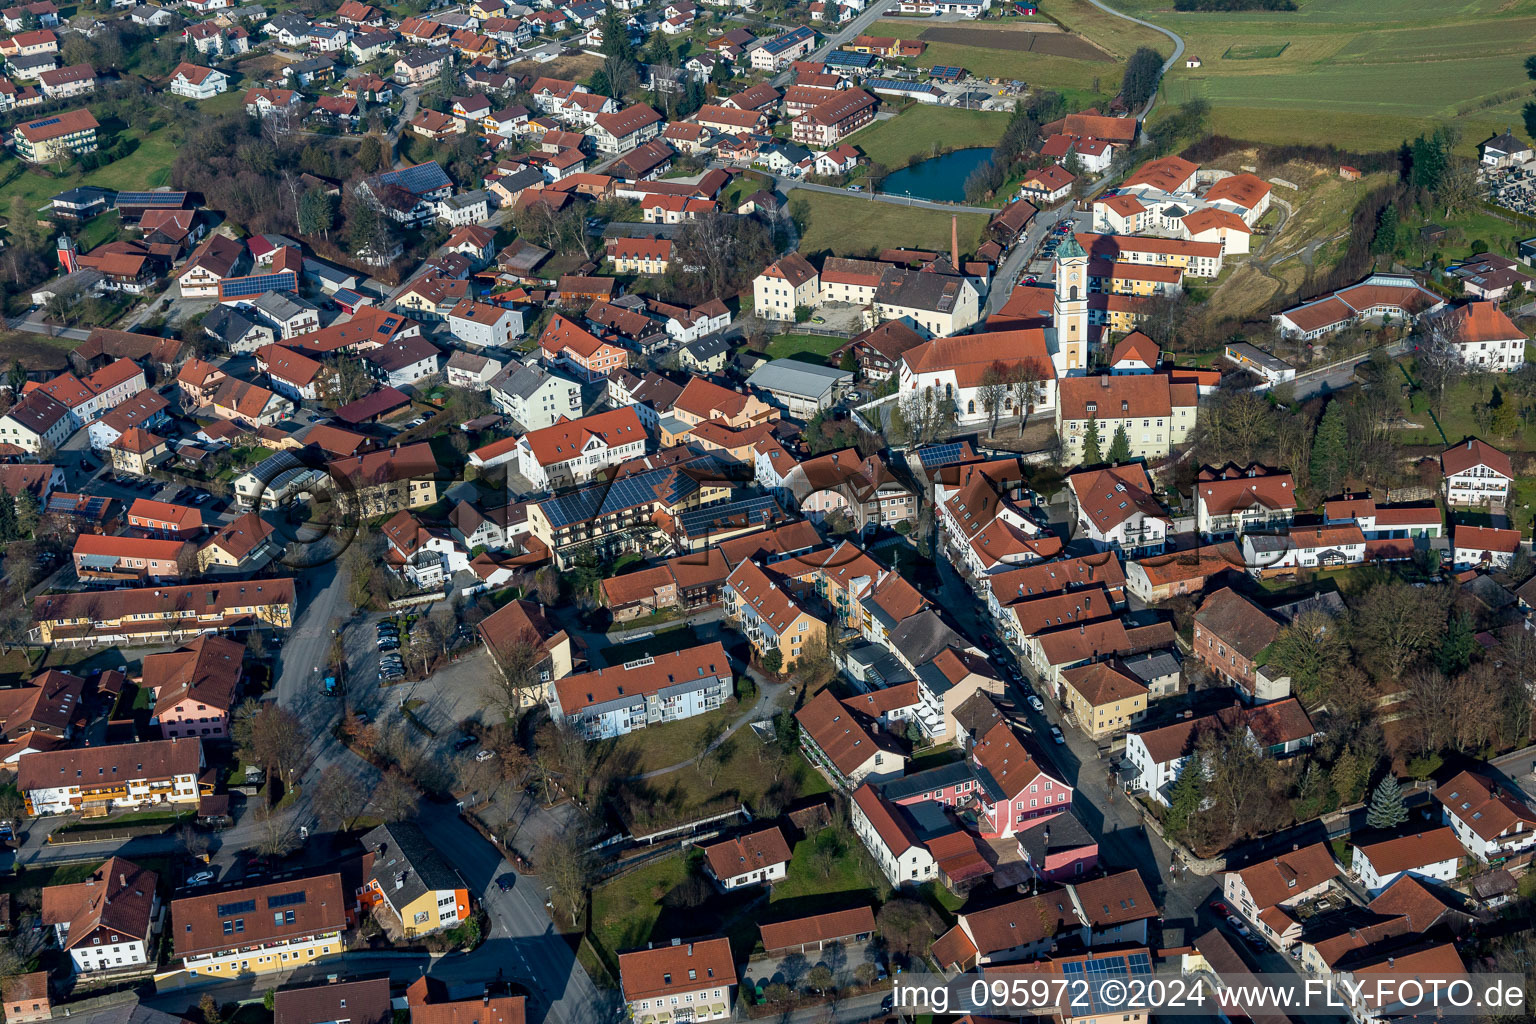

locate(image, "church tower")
(1052, 233), (1090, 376)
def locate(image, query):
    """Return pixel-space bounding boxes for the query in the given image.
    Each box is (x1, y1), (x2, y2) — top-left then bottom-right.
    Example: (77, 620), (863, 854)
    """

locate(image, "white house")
(488, 361), (582, 431)
(1350, 827), (1464, 894)
(1437, 300), (1528, 373)
(1452, 524), (1521, 570)
(364, 335), (441, 388)
(168, 62), (228, 99)
(700, 827), (791, 890)
(1222, 844), (1340, 949)
(1441, 438), (1513, 508)
(0, 390), (74, 453)
(1434, 770), (1536, 862)
(447, 299), (523, 348)
(515, 406), (647, 490)
(549, 643), (731, 740)
(445, 349), (504, 389)
(1240, 523), (1367, 576)
(1067, 463), (1167, 557)
(618, 937), (735, 1024)
(40, 857), (160, 976)
(851, 784), (935, 887)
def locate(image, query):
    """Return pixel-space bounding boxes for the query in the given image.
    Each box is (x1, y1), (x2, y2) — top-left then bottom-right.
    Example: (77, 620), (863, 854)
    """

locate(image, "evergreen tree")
(1081, 413), (1103, 465)
(1371, 204), (1399, 256)
(1164, 752), (1204, 838)
(1436, 611), (1475, 674)
(0, 487), (17, 543)
(1309, 400), (1347, 497)
(1108, 423), (1131, 463)
(1366, 775), (1408, 830)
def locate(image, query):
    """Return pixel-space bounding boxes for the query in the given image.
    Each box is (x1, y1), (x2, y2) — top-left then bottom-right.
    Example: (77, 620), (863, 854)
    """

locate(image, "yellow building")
(1055, 374), (1199, 466)
(1059, 662), (1148, 739)
(326, 444), (439, 517)
(196, 512), (278, 573)
(31, 580), (295, 646)
(169, 874), (345, 979)
(14, 108), (98, 163)
(722, 557), (827, 671)
(357, 822), (470, 938)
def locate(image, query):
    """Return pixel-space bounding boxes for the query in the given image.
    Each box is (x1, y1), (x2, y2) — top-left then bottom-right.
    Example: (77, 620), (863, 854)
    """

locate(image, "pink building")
(876, 721), (1072, 841)
(72, 534), (190, 582)
(143, 635), (244, 739)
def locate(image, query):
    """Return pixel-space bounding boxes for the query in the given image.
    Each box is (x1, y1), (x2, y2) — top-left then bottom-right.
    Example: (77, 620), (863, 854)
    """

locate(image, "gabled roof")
(41, 857), (158, 948)
(618, 937), (734, 1002)
(701, 826), (792, 879)
(1441, 437), (1512, 478)
(1229, 844), (1339, 909)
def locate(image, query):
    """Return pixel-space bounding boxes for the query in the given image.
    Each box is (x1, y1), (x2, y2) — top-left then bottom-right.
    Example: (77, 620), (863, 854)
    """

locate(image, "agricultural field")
(1132, 0), (1536, 155)
(845, 105), (1011, 167)
(791, 191), (989, 258)
(873, 0), (1167, 96)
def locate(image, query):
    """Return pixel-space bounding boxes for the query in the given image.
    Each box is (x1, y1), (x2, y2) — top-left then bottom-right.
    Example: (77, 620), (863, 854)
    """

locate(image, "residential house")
(1195, 463), (1297, 539)
(169, 874), (346, 978)
(1192, 587), (1283, 701)
(40, 857), (160, 975)
(700, 827), (792, 889)
(619, 937), (735, 1024)
(1442, 438), (1513, 508)
(1351, 828), (1465, 894)
(515, 406), (647, 490)
(357, 822), (469, 937)
(1066, 463), (1167, 557)
(549, 642), (732, 740)
(19, 737), (203, 815)
(1435, 770), (1536, 862)
(1222, 844), (1341, 949)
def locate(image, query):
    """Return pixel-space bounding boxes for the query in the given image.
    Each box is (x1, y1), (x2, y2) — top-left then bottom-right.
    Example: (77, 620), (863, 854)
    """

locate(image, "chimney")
(951, 215), (959, 268)
(1100, 375), (1110, 389)
(119, 874), (126, 887)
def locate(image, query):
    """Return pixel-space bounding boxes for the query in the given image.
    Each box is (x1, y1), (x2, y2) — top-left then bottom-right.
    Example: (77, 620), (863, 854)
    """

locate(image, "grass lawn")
(1399, 374), (1532, 452)
(846, 105), (1011, 169)
(1127, 0), (1536, 155)
(770, 827), (888, 907)
(793, 191), (989, 259)
(766, 333), (847, 364)
(1510, 476), (1536, 535)
(588, 852), (696, 968)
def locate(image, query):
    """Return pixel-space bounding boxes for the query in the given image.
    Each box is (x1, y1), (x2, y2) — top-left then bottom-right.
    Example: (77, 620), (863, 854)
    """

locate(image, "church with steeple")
(1048, 234), (1095, 378)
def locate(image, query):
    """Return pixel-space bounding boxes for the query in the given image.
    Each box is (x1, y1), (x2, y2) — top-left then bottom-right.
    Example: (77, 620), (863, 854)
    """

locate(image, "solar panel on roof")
(267, 890), (307, 909)
(219, 271), (300, 300)
(677, 494), (780, 534)
(917, 442), (966, 468)
(217, 899), (257, 917)
(115, 191), (188, 207)
(28, 117), (61, 128)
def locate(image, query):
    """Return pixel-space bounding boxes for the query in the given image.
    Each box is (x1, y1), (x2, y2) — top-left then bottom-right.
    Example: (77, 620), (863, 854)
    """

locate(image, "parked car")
(475, 749), (495, 762)
(454, 734), (477, 751)
(1209, 900), (1229, 916)
(1049, 725), (1065, 744)
(1226, 915), (1251, 938)
(1028, 696), (1045, 713)
(186, 870), (215, 886)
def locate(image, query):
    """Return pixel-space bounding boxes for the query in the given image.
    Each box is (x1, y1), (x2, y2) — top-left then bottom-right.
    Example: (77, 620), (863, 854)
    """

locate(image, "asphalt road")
(1080, 0), (1184, 118)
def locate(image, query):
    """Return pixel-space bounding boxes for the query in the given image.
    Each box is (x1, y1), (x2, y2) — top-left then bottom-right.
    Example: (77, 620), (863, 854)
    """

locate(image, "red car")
(1209, 900), (1229, 916)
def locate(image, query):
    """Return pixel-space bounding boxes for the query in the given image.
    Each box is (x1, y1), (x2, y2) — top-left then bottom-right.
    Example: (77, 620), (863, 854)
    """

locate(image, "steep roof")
(40, 857), (158, 948)
(1195, 587), (1280, 659)
(701, 826), (792, 879)
(1441, 437), (1512, 478)
(1229, 844), (1340, 909)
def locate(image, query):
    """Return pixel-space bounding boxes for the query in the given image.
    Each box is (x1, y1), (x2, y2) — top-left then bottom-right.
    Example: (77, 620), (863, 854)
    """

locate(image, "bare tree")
(483, 628), (543, 718)
(256, 808), (301, 858)
(538, 819), (598, 927)
(371, 768), (420, 822)
(313, 764), (370, 831)
(178, 823), (211, 862)
(978, 362), (1007, 437)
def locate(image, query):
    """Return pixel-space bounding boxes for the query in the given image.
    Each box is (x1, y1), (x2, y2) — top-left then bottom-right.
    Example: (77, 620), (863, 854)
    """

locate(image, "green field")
(846, 105), (1011, 168)
(1129, 0), (1536, 154)
(793, 191), (989, 259)
(766, 333), (847, 363)
(1222, 42), (1288, 60)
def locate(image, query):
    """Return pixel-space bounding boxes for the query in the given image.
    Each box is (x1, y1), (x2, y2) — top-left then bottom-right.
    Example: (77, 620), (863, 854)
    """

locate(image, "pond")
(879, 147), (995, 203)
